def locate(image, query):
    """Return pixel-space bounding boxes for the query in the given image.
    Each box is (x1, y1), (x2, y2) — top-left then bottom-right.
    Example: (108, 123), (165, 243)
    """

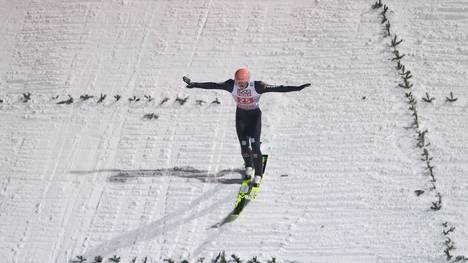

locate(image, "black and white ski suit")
(190, 79), (307, 177)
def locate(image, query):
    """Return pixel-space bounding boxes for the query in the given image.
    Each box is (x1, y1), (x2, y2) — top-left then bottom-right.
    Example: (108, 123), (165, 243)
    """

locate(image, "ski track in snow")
(0, 0), (467, 262)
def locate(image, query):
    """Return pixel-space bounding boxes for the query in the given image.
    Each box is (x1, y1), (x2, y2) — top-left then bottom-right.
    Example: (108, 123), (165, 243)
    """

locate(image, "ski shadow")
(77, 185), (234, 262)
(71, 167), (245, 185)
(210, 210), (242, 228)
(210, 197), (253, 228)
(107, 168), (248, 226)
(68, 167), (245, 261)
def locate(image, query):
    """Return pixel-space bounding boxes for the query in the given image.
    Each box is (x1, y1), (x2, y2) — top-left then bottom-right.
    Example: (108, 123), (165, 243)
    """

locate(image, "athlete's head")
(234, 68), (250, 88)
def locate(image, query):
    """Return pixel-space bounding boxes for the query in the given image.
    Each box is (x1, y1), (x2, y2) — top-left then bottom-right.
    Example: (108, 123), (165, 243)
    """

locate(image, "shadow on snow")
(68, 167), (246, 261)
(77, 185), (234, 261)
(70, 167), (245, 185)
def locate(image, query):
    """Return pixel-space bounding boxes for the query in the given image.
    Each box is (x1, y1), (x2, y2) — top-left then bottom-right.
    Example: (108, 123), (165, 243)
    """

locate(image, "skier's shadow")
(68, 167), (244, 261)
(77, 184), (235, 262)
(71, 167), (244, 185)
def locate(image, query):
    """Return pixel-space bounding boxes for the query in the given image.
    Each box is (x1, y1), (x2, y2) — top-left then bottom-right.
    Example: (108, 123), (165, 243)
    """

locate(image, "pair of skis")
(232, 154), (268, 217)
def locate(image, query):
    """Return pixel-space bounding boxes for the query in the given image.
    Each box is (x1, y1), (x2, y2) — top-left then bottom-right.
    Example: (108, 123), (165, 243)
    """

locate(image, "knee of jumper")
(250, 141), (262, 155)
(241, 152), (251, 158)
(240, 140), (251, 155)
(241, 140), (249, 147)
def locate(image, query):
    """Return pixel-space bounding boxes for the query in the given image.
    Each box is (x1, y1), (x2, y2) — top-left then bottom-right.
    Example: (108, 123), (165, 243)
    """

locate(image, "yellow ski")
(232, 155), (268, 216)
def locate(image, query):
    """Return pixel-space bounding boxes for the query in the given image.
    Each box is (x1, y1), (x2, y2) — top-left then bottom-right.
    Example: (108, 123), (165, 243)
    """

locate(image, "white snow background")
(0, 0), (468, 262)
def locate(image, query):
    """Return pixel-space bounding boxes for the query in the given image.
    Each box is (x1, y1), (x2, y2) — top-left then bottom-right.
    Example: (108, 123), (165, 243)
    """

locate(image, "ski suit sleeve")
(192, 79), (234, 92)
(255, 81), (310, 94)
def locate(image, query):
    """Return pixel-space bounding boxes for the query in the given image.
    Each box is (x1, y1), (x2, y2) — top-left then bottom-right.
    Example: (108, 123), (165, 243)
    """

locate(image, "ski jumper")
(191, 79), (305, 177)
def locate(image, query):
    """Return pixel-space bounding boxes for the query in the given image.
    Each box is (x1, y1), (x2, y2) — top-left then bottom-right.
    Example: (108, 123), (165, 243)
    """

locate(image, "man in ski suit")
(183, 68), (310, 186)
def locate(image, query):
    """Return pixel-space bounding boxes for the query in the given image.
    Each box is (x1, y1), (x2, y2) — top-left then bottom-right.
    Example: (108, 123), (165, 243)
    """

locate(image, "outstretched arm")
(183, 76), (233, 92)
(256, 81), (311, 94)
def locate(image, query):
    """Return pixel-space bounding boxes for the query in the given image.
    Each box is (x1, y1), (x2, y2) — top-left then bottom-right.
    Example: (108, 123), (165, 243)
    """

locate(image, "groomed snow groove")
(371, 1), (468, 261)
(0, 1), (467, 262)
(378, 0), (468, 261)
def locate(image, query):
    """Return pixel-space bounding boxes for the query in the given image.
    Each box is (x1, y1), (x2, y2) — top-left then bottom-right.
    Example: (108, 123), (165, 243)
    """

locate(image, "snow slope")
(0, 0), (467, 262)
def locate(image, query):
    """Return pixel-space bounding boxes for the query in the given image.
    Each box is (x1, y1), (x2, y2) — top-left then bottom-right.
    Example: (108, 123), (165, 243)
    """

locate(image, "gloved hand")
(183, 76), (195, 88)
(298, 83), (311, 90)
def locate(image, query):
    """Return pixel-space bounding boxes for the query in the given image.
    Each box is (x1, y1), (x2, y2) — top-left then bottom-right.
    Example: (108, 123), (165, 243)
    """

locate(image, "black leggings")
(235, 108), (263, 176)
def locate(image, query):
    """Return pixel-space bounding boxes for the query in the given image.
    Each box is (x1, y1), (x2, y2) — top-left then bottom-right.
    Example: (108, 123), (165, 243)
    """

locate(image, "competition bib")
(231, 81), (261, 110)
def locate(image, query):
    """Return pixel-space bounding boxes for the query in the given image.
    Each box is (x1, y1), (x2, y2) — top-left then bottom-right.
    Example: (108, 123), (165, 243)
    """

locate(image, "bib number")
(237, 97), (255, 104)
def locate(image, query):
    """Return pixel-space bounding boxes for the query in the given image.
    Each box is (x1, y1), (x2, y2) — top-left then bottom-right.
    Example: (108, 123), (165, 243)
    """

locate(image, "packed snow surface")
(0, 0), (467, 262)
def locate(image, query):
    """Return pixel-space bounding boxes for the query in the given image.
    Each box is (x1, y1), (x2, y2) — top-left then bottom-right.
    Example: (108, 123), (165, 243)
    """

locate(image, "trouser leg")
(251, 139), (263, 176)
(236, 113), (253, 168)
(240, 138), (253, 168)
(236, 108), (262, 174)
(251, 110), (262, 176)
